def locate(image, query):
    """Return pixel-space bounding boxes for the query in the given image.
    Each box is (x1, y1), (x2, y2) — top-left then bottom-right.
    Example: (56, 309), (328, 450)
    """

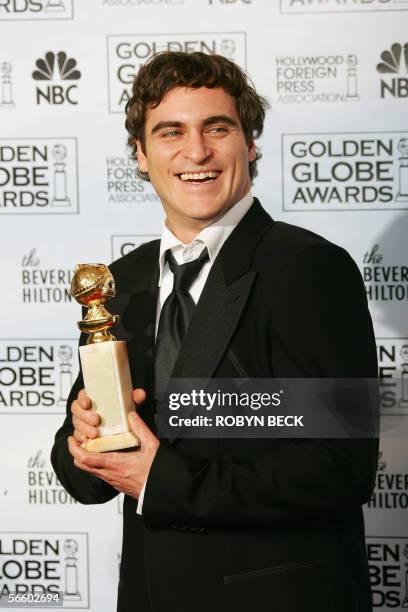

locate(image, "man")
(51, 52), (378, 612)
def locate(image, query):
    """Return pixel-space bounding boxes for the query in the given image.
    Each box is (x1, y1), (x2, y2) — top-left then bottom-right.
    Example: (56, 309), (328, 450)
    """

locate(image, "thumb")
(133, 388), (147, 405)
(128, 410), (151, 446)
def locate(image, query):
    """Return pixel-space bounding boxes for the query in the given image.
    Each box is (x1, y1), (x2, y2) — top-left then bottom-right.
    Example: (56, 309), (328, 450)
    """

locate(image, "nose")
(182, 130), (212, 165)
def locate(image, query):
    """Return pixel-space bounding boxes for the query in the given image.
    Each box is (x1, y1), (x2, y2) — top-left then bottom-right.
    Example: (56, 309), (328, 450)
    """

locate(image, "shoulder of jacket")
(109, 239), (160, 270)
(266, 220), (332, 247)
(255, 220), (354, 272)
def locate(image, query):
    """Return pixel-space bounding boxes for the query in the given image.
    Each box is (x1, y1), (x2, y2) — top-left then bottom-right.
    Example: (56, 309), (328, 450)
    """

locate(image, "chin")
(187, 207), (223, 221)
(185, 199), (227, 216)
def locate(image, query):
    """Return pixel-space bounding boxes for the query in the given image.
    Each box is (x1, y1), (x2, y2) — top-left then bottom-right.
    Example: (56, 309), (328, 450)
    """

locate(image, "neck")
(164, 200), (242, 244)
(165, 221), (206, 244)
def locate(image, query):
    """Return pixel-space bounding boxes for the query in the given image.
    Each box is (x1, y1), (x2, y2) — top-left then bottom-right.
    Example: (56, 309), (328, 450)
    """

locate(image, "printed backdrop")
(0, 0), (407, 609)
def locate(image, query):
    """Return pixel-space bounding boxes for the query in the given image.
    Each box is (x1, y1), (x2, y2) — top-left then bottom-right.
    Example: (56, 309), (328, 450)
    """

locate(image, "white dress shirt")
(136, 191), (254, 514)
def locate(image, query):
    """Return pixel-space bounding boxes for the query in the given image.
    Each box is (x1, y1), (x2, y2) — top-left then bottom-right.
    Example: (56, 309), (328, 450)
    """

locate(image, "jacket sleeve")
(141, 243), (379, 530)
(50, 338), (118, 505)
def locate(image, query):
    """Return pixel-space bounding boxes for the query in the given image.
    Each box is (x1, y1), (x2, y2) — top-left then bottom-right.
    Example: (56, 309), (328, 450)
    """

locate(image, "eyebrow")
(150, 115), (240, 135)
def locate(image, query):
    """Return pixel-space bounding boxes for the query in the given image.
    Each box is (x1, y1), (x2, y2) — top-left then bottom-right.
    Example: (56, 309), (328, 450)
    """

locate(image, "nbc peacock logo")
(377, 43), (408, 99)
(32, 51), (81, 105)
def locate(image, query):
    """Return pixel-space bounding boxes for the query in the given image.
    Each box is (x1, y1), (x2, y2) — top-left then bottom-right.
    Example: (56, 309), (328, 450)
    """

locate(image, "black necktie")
(154, 246), (209, 393)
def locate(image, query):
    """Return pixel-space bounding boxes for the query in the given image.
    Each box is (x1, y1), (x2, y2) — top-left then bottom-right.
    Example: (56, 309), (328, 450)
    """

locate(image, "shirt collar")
(158, 191), (253, 286)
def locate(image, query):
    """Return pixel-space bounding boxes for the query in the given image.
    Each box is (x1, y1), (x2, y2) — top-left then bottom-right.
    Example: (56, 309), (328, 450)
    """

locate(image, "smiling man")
(135, 85), (256, 242)
(52, 52), (378, 612)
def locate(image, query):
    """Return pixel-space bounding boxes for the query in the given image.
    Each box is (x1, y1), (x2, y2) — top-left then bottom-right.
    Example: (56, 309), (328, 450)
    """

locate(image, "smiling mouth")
(177, 171), (221, 183)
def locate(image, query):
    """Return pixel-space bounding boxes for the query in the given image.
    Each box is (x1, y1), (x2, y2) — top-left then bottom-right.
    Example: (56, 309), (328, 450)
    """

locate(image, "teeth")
(179, 171), (220, 181)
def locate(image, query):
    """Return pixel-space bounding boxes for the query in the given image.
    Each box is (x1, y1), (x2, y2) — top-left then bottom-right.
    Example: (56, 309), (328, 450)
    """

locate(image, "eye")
(208, 126), (229, 134)
(161, 130), (182, 138)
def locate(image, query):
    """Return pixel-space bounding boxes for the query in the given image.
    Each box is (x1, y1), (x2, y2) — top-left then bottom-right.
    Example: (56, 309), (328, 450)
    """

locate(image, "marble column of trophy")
(71, 264), (139, 452)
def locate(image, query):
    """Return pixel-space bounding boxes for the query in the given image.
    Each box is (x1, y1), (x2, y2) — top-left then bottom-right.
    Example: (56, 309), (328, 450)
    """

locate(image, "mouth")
(176, 170), (222, 184)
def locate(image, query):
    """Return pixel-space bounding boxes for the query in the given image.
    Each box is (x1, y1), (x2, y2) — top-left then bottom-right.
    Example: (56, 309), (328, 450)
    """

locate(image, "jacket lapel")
(172, 199), (274, 381)
(172, 261), (256, 380)
(163, 200), (274, 442)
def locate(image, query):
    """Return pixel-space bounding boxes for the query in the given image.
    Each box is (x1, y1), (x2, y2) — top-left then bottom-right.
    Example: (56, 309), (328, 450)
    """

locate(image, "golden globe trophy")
(71, 264), (139, 452)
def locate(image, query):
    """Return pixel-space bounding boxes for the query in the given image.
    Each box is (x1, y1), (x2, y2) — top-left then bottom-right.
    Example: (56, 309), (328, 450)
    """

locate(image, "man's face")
(136, 86), (256, 238)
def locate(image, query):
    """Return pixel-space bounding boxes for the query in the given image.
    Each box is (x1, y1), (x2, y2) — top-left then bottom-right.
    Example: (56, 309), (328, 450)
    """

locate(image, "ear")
(135, 139), (148, 174)
(248, 139), (257, 162)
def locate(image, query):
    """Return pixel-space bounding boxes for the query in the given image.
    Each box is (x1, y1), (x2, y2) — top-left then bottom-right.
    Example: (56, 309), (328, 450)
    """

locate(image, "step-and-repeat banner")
(0, 1), (407, 610)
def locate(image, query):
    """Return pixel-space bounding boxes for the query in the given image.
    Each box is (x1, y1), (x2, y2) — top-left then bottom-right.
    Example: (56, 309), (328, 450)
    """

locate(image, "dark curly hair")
(125, 51), (269, 181)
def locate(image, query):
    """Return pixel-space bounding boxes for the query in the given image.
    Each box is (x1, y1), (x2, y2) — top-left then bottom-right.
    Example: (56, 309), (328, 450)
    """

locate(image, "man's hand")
(68, 389), (160, 499)
(71, 388), (100, 445)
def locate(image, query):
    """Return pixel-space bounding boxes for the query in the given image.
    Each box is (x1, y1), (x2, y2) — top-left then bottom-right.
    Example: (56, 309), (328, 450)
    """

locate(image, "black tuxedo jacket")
(52, 200), (378, 612)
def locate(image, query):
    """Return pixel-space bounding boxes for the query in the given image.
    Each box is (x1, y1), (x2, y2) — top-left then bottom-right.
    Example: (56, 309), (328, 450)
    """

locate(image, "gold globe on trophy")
(71, 264), (139, 452)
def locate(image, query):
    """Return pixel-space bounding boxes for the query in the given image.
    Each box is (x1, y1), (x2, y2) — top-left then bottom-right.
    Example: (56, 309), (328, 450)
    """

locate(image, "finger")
(69, 437), (96, 466)
(68, 435), (82, 459)
(132, 388), (147, 405)
(68, 435), (91, 461)
(71, 401), (100, 426)
(73, 457), (90, 472)
(72, 415), (99, 439)
(128, 411), (152, 446)
(73, 429), (86, 444)
(69, 437), (117, 469)
(72, 457), (104, 477)
(72, 411), (99, 436)
(77, 394), (92, 410)
(69, 440), (104, 476)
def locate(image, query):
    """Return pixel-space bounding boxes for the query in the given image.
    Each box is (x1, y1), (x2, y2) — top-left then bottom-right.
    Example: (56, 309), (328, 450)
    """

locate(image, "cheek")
(148, 160), (167, 181)
(232, 153), (249, 177)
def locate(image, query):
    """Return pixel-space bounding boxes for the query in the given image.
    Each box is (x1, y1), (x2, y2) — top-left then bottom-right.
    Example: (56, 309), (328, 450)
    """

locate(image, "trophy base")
(83, 430), (139, 453)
